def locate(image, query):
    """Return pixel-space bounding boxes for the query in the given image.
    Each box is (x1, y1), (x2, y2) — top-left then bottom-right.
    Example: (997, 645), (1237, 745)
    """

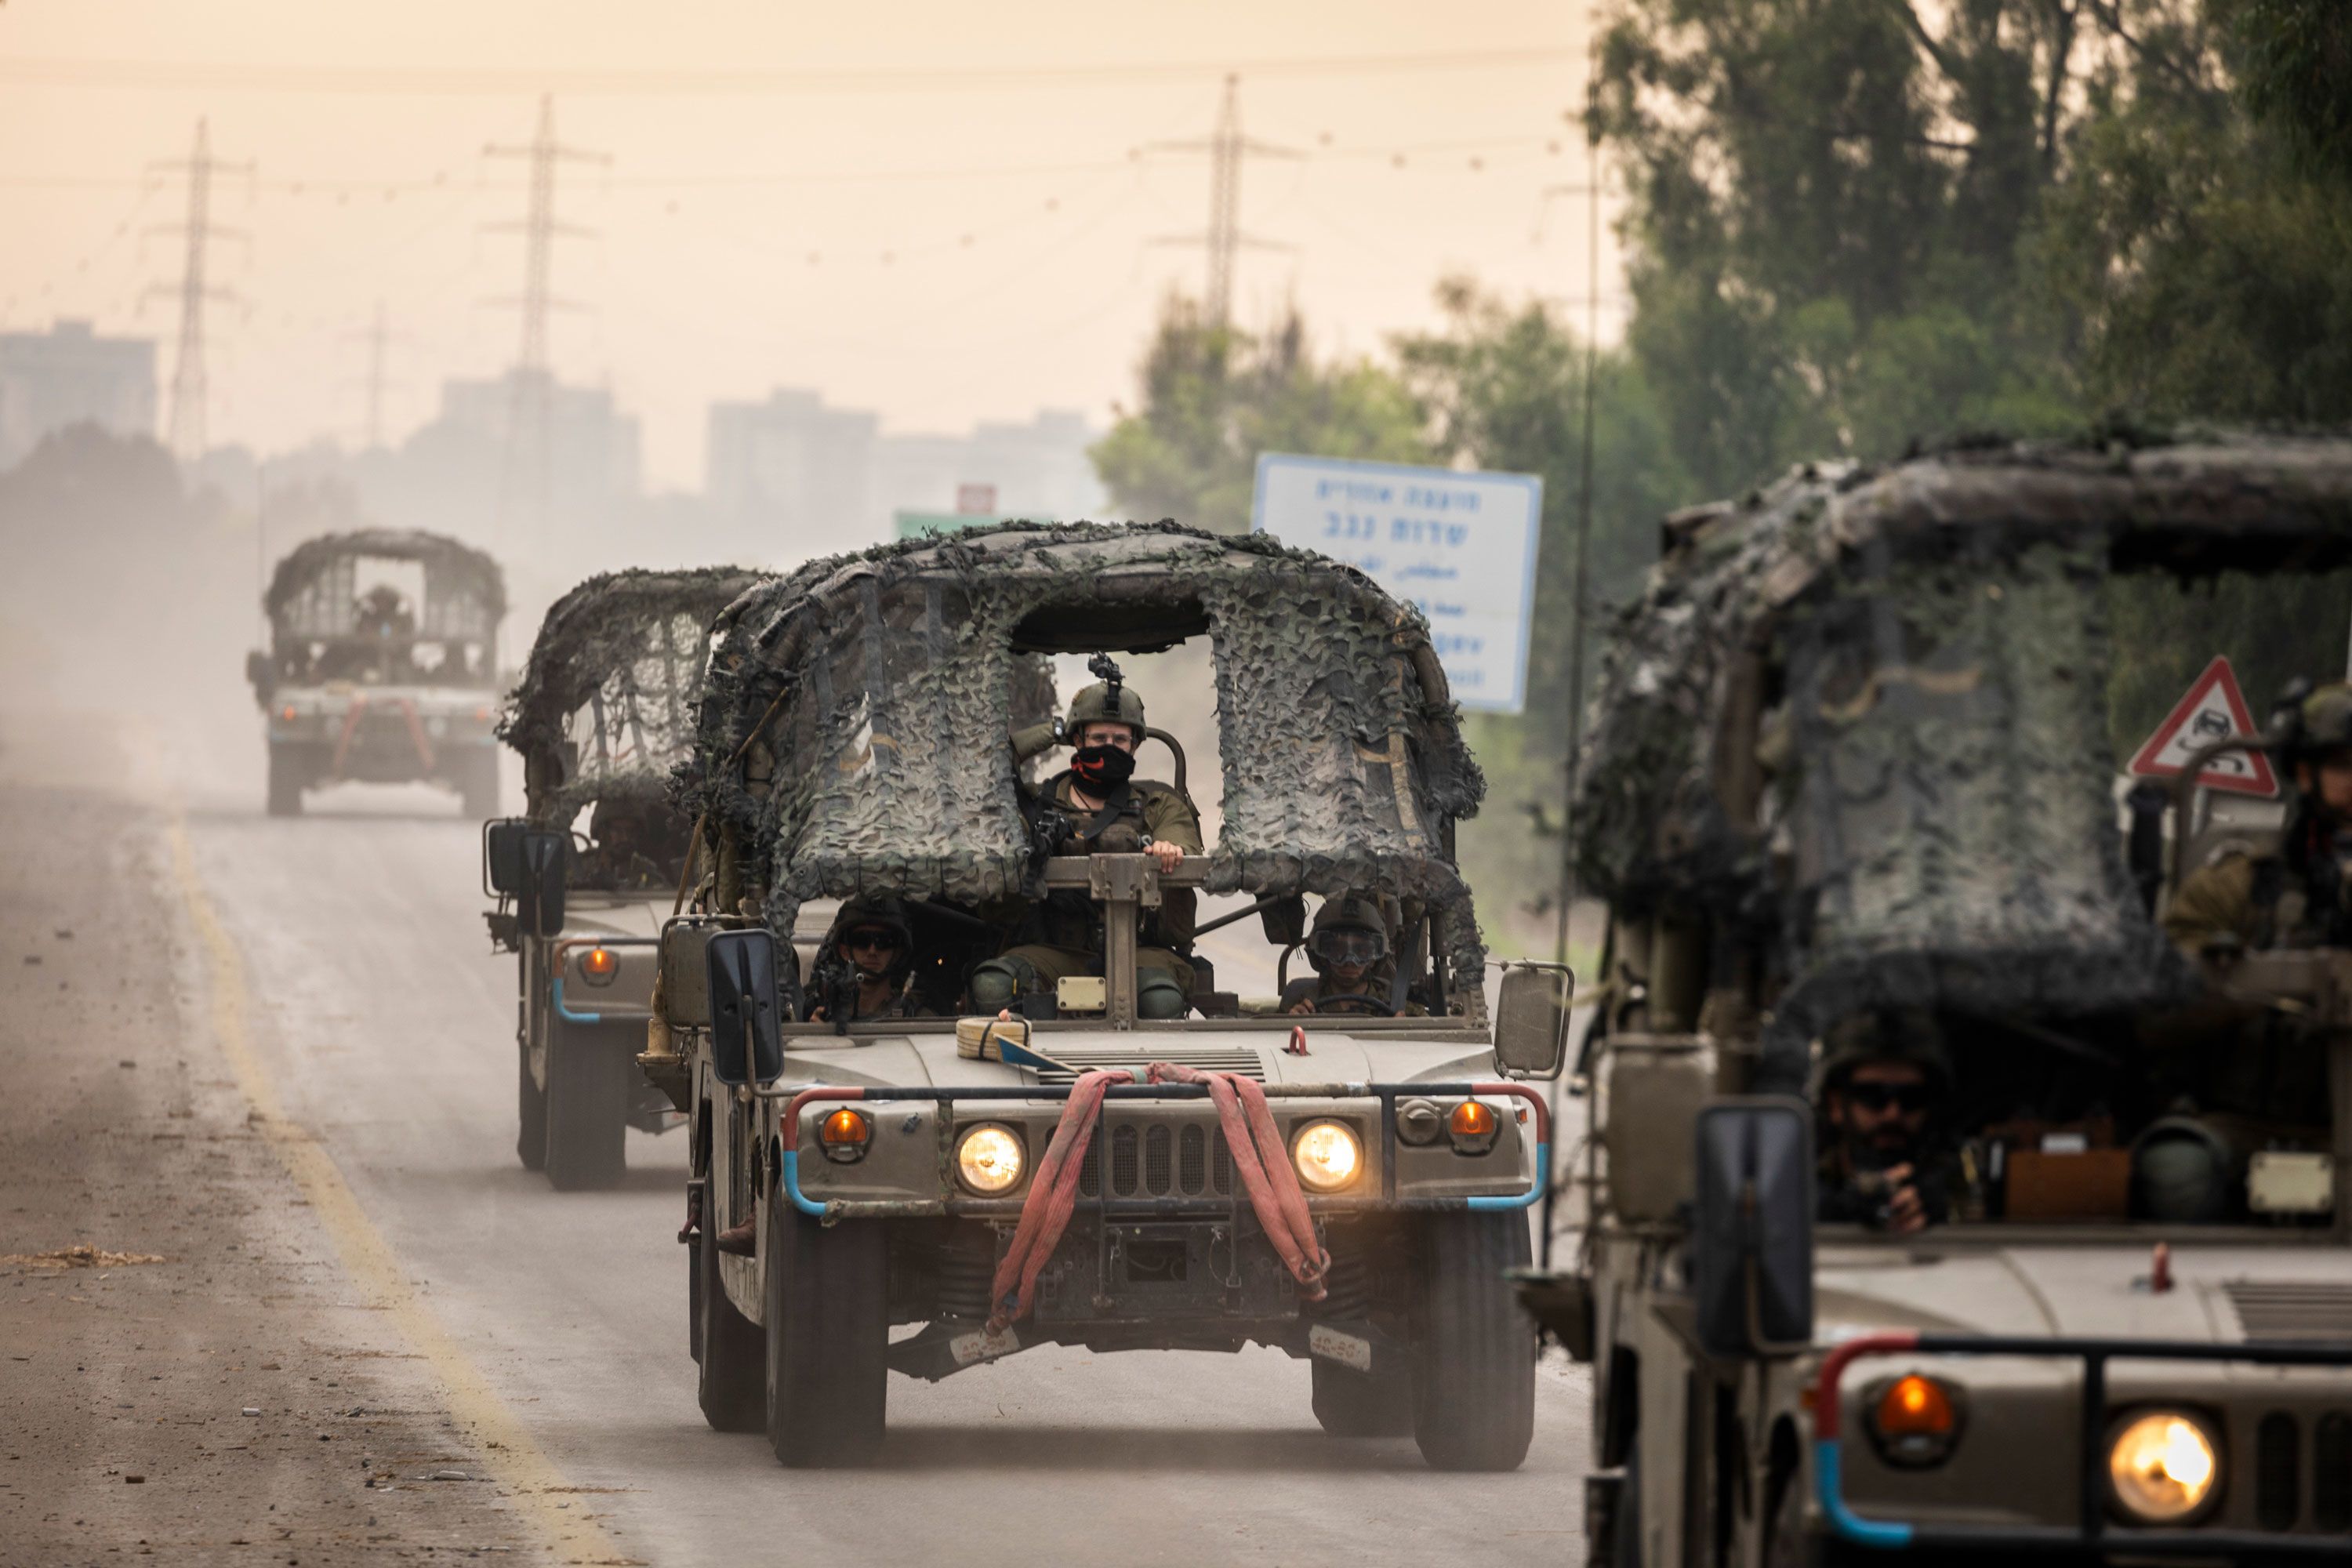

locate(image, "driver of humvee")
(1282, 896), (1425, 1016)
(1814, 1010), (1954, 1236)
(2166, 681), (2352, 956)
(969, 669), (1203, 1019)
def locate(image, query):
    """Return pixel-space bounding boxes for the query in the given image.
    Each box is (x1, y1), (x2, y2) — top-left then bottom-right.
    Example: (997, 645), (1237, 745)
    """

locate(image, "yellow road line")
(167, 815), (636, 1566)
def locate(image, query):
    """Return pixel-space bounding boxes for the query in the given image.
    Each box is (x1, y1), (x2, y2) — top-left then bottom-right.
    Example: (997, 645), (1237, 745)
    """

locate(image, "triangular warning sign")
(2126, 655), (2279, 797)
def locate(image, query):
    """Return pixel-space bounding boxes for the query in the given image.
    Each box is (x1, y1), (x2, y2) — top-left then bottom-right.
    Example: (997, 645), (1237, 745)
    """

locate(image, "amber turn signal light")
(1868, 1374), (1963, 1468)
(579, 946), (619, 985)
(1450, 1101), (1497, 1138)
(820, 1108), (871, 1146)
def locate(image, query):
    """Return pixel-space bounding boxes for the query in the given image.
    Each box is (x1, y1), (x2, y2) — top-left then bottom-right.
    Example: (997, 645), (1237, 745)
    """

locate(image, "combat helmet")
(1065, 652), (1148, 742)
(1812, 1008), (1953, 1101)
(2276, 681), (2352, 765)
(1305, 895), (1391, 972)
(826, 895), (914, 974)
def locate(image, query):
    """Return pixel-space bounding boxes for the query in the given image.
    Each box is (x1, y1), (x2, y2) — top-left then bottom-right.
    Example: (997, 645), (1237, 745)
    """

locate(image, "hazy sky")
(0, 1), (1617, 490)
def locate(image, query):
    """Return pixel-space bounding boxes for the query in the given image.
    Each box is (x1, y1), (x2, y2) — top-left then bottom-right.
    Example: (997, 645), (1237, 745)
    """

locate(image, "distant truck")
(1523, 434), (2352, 1565)
(482, 567), (765, 1190)
(246, 529), (506, 816)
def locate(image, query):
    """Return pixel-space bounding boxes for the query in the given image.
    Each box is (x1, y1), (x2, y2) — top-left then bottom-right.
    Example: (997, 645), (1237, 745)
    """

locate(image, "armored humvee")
(484, 567), (765, 1190)
(1531, 434), (2352, 1564)
(640, 521), (1572, 1470)
(246, 528), (506, 816)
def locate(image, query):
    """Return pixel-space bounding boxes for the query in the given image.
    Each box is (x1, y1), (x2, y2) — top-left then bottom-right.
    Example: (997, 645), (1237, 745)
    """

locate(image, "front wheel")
(515, 1043), (546, 1172)
(764, 1185), (887, 1467)
(542, 1022), (628, 1191)
(1310, 1356), (1415, 1437)
(266, 743), (306, 817)
(694, 1192), (765, 1433)
(1408, 1212), (1537, 1471)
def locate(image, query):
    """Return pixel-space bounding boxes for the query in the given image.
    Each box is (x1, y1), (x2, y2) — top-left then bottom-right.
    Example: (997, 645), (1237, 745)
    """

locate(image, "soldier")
(1813, 1010), (1953, 1235)
(1281, 896), (1423, 1016)
(2165, 681), (2352, 956)
(808, 896), (927, 1023)
(969, 664), (1203, 1019)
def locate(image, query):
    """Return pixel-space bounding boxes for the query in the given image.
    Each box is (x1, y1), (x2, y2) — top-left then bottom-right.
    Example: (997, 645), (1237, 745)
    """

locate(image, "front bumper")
(773, 1079), (1549, 1221)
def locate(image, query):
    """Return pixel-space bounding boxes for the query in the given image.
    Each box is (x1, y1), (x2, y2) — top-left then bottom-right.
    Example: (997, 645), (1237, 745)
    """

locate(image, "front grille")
(1030, 1044), (1266, 1083)
(2258, 1413), (2300, 1531)
(1077, 1119), (1235, 1200)
(2225, 1280), (2352, 1342)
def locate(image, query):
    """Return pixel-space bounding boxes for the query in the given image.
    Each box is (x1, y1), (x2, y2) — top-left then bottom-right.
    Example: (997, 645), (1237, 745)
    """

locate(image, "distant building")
(0, 320), (158, 469)
(707, 388), (1102, 546)
(434, 368), (643, 503)
(705, 387), (878, 533)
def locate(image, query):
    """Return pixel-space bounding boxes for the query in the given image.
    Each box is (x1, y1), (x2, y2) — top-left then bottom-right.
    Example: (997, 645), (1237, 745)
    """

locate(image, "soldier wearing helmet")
(2165, 681), (2352, 955)
(1813, 1010), (1954, 1234)
(1282, 896), (1424, 1016)
(808, 895), (928, 1023)
(971, 659), (1204, 1020)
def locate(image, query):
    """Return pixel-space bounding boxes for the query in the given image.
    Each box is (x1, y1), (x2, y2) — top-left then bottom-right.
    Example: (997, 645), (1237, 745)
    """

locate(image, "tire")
(1408, 1212), (1537, 1471)
(695, 1198), (765, 1433)
(515, 1041), (547, 1173)
(1613, 1450), (1644, 1568)
(457, 748), (499, 818)
(543, 1021), (628, 1191)
(1311, 1356), (1415, 1437)
(764, 1182), (887, 1467)
(266, 744), (304, 817)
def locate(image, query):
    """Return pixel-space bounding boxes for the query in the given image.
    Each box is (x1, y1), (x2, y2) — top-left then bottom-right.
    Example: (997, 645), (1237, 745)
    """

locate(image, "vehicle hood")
(776, 1027), (1497, 1093)
(1816, 1238), (2352, 1343)
(559, 895), (666, 942)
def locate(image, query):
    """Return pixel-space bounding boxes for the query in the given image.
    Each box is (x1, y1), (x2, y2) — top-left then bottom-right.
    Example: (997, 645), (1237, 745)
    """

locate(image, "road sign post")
(1250, 453), (1543, 715)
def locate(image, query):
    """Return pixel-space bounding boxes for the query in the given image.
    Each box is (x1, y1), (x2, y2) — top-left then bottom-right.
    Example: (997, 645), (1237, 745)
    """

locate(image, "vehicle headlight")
(1290, 1120), (1363, 1193)
(2107, 1410), (2220, 1524)
(955, 1124), (1025, 1195)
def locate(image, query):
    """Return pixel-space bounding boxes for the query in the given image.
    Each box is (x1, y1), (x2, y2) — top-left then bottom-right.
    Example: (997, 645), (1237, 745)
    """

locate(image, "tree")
(1091, 297), (1427, 535)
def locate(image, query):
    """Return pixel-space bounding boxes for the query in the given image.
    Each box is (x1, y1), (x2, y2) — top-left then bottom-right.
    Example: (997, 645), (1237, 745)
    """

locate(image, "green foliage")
(1090, 298), (1427, 535)
(2221, 0), (2352, 180)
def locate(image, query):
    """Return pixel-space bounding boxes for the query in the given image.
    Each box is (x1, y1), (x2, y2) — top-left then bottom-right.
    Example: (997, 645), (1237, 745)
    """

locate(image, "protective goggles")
(1844, 1082), (1928, 1113)
(844, 928), (903, 954)
(1308, 927), (1386, 967)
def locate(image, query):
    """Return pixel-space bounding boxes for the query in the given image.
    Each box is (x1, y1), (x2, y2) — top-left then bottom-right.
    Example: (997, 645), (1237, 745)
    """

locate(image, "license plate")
(949, 1325), (1020, 1366)
(1308, 1323), (1372, 1372)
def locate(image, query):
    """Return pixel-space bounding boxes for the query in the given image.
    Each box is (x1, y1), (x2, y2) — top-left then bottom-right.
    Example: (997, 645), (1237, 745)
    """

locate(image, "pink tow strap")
(985, 1062), (1331, 1333)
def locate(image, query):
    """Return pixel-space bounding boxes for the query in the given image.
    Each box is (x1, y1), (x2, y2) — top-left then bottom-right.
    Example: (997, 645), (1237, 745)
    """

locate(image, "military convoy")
(629, 523), (1572, 1470)
(1523, 434), (2352, 1563)
(246, 528), (506, 816)
(481, 567), (763, 1189)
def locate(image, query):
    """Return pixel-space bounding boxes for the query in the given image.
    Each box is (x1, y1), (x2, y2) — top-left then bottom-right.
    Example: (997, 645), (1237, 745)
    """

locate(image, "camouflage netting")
(263, 528), (505, 641)
(501, 567), (765, 823)
(676, 521), (1489, 998)
(1573, 431), (2352, 1090)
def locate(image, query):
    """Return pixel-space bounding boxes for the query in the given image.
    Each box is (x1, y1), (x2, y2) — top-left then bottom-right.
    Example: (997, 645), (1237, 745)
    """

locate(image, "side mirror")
(245, 649), (274, 698)
(1258, 895), (1308, 949)
(1693, 1098), (1815, 1359)
(1494, 965), (1573, 1078)
(659, 920), (715, 1029)
(483, 818), (528, 897)
(706, 927), (783, 1087)
(517, 829), (568, 938)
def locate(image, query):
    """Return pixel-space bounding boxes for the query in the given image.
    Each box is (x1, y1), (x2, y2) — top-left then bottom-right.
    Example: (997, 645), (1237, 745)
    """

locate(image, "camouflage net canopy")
(1573, 432), (2352, 1088)
(681, 521), (1488, 993)
(263, 528), (505, 646)
(502, 566), (765, 823)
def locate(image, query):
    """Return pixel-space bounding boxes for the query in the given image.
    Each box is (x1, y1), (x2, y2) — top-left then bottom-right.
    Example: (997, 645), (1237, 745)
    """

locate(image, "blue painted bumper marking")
(780, 1149), (826, 1217)
(1466, 1143), (1548, 1211)
(550, 976), (602, 1025)
(1816, 1440), (1915, 1550)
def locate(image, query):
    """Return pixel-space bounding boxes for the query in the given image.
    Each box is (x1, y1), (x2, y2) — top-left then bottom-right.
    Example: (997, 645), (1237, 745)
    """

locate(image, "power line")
(1145, 75), (1301, 329)
(343, 299), (409, 450)
(0, 47), (1584, 97)
(481, 96), (608, 546)
(145, 118), (252, 461)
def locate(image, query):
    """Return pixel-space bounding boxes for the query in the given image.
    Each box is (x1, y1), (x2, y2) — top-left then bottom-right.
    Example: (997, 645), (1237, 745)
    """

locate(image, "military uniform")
(1279, 895), (1425, 1015)
(2164, 848), (2304, 953)
(807, 895), (933, 1023)
(970, 673), (1204, 1019)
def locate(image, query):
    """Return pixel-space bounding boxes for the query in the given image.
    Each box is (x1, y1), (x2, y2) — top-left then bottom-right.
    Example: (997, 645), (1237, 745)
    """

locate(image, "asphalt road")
(174, 775), (1592, 1566)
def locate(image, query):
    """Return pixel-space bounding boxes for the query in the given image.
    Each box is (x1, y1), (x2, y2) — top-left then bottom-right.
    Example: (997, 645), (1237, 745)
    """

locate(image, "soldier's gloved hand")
(1145, 840), (1185, 873)
(1882, 1164), (1927, 1235)
(1287, 996), (1317, 1016)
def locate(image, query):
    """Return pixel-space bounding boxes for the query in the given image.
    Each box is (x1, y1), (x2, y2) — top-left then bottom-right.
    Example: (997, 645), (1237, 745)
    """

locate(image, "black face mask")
(1070, 744), (1135, 791)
